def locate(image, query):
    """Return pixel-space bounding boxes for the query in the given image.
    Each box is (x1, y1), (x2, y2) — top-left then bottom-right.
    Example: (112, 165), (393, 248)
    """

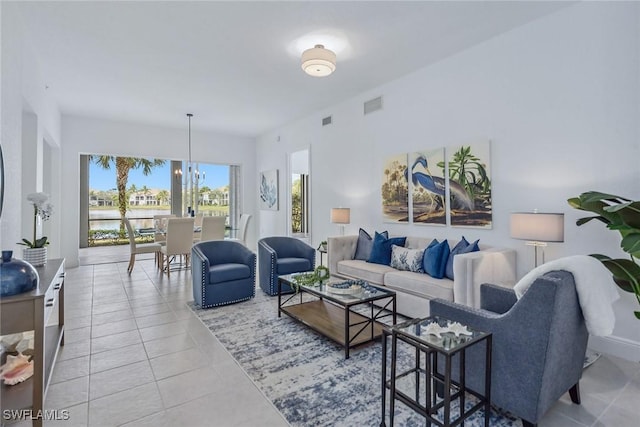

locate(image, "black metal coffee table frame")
(278, 274), (396, 359)
(381, 316), (492, 427)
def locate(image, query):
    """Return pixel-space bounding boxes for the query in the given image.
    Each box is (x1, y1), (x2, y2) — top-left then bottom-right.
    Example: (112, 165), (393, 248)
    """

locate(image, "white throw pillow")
(390, 245), (424, 273)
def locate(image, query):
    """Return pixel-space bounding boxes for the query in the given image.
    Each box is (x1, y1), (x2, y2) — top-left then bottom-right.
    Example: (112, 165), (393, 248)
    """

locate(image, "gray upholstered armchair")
(258, 236), (315, 296)
(429, 270), (588, 427)
(192, 240), (256, 309)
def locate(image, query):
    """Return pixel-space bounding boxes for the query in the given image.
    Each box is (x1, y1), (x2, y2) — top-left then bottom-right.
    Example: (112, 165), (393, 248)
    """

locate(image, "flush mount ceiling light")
(301, 44), (336, 77)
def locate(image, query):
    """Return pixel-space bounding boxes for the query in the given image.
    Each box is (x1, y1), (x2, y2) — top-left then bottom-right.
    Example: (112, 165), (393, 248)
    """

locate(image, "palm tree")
(90, 156), (166, 234)
(140, 185), (151, 205)
(156, 190), (170, 206)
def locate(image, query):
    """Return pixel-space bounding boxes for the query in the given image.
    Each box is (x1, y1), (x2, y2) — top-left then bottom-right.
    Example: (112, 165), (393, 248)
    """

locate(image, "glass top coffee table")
(278, 274), (396, 359)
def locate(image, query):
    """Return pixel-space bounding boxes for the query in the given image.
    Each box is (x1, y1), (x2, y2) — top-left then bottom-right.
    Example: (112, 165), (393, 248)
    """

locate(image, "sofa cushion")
(445, 237), (480, 280)
(423, 239), (450, 279)
(336, 259), (395, 285)
(368, 233), (407, 265)
(354, 229), (388, 261)
(390, 245), (424, 273)
(277, 257), (312, 275)
(209, 263), (251, 284)
(384, 270), (454, 301)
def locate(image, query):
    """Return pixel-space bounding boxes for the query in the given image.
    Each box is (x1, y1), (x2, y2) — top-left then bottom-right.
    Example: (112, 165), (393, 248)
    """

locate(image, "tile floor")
(6, 250), (640, 426)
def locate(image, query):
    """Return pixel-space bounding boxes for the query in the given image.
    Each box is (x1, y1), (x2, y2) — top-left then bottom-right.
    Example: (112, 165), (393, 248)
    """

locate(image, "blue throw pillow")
(368, 232), (406, 266)
(354, 229), (388, 261)
(445, 237), (480, 280)
(423, 239), (450, 279)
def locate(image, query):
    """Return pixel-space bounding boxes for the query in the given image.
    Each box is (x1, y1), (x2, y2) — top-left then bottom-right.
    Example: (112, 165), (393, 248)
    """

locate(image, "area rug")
(188, 291), (521, 427)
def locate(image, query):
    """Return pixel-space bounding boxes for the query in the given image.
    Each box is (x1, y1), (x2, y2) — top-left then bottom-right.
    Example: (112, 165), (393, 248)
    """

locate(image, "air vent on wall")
(322, 115), (332, 126)
(364, 96), (383, 115)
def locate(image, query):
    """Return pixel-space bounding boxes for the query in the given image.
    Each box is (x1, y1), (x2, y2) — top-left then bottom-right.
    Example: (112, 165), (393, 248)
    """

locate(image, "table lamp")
(330, 208), (350, 235)
(510, 212), (564, 267)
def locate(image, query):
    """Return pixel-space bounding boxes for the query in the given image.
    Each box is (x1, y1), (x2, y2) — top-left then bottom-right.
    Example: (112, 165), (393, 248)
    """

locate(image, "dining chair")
(194, 213), (204, 228)
(160, 217), (195, 277)
(200, 216), (226, 242)
(153, 214), (176, 245)
(227, 213), (251, 246)
(124, 218), (162, 275)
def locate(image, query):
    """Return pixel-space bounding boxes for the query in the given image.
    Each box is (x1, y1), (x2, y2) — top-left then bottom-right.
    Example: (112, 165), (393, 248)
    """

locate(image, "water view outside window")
(89, 156), (229, 245)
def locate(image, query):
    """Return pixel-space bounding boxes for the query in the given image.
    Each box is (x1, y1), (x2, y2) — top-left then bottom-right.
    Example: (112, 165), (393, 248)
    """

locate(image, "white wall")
(1, 3), (62, 258)
(61, 115), (257, 266)
(256, 2), (640, 361)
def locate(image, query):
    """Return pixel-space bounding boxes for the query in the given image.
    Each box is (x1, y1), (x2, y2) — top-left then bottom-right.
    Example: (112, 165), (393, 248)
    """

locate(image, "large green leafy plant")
(568, 191), (640, 319)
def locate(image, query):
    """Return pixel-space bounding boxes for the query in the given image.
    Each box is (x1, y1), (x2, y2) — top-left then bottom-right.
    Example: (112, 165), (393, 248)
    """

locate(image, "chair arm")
(327, 235), (358, 275)
(453, 247), (517, 308)
(192, 245), (211, 274)
(480, 284), (517, 314)
(191, 245), (210, 305)
(429, 298), (502, 333)
(258, 240), (278, 292)
(234, 244), (256, 268)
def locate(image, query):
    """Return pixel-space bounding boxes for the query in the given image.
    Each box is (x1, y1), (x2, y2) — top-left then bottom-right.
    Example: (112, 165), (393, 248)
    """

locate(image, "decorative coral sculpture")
(423, 322), (447, 338)
(447, 322), (473, 337)
(0, 353), (34, 385)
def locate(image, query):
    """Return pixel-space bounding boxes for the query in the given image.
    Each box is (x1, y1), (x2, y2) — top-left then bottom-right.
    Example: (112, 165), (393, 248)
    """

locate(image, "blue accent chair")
(429, 270), (588, 427)
(192, 240), (256, 309)
(258, 236), (315, 296)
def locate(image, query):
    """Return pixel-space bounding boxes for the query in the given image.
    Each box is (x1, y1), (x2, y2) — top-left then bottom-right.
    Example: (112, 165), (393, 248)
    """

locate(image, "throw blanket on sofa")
(513, 255), (620, 336)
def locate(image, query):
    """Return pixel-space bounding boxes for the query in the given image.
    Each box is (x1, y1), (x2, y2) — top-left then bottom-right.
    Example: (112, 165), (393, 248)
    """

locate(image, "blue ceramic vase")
(0, 250), (39, 298)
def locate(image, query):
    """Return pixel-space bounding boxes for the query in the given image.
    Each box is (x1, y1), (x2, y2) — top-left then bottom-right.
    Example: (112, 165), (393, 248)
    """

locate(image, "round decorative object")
(22, 247), (47, 267)
(0, 251), (39, 298)
(326, 280), (363, 295)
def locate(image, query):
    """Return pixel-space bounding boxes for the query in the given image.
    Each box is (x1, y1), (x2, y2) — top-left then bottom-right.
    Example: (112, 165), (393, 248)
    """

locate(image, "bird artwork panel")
(259, 169), (279, 210)
(381, 153), (409, 223)
(409, 149), (447, 225)
(438, 141), (492, 228)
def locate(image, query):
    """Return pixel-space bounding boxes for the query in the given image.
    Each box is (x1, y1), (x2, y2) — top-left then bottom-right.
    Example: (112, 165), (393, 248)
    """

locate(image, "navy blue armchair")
(258, 236), (315, 296)
(429, 270), (588, 427)
(192, 240), (256, 309)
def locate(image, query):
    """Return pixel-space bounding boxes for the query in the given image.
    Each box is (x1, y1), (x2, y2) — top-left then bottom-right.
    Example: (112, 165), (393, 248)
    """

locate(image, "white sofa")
(327, 235), (517, 318)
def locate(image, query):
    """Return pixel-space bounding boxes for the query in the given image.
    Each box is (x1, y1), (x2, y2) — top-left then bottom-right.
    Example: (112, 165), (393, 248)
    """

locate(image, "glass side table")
(380, 316), (492, 427)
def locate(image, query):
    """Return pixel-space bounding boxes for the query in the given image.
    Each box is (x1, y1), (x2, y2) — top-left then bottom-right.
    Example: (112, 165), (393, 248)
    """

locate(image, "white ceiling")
(12, 1), (571, 137)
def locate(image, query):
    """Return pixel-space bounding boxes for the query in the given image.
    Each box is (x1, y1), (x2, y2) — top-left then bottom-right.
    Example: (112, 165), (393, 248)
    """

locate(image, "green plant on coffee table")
(291, 265), (330, 293)
(568, 191), (640, 319)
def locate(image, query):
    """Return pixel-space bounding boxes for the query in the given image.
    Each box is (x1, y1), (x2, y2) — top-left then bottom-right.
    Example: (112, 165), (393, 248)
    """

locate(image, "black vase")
(0, 250), (39, 298)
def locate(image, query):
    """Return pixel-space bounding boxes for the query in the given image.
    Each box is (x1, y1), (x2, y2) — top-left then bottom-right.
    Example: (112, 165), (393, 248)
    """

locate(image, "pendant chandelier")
(174, 113), (204, 215)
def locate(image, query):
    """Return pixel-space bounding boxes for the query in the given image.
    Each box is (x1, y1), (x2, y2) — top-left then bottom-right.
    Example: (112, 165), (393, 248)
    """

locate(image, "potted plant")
(18, 192), (53, 266)
(568, 191), (640, 319)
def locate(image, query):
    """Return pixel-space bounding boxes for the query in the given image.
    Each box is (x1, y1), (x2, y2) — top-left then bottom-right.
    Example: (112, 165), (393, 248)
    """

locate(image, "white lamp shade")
(301, 44), (336, 77)
(330, 208), (350, 224)
(510, 212), (564, 242)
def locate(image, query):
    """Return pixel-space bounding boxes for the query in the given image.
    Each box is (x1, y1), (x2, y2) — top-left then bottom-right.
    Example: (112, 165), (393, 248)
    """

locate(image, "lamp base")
(525, 241), (547, 268)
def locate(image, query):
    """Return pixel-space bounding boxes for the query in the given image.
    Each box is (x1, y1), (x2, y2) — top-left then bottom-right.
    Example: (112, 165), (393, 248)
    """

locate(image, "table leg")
(389, 331), (398, 427)
(460, 348), (466, 426)
(344, 306), (350, 359)
(277, 279), (282, 318)
(425, 350), (432, 426)
(485, 335), (492, 427)
(380, 330), (388, 427)
(444, 354), (452, 426)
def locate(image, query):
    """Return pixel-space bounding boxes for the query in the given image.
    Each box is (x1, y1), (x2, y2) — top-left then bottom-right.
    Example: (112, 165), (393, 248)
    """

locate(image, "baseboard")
(588, 334), (640, 363)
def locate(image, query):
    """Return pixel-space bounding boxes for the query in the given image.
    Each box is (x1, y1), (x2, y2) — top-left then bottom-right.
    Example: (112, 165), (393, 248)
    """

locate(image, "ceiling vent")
(364, 96), (383, 115)
(322, 115), (332, 126)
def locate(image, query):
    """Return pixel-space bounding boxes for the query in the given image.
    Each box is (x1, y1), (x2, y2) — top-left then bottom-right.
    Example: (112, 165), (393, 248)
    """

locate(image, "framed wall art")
(409, 149), (446, 226)
(381, 153), (408, 223)
(440, 141), (492, 228)
(259, 169), (279, 211)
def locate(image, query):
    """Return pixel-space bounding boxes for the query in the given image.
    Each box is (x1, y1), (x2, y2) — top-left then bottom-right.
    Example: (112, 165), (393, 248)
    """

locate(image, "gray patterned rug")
(188, 290), (522, 427)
